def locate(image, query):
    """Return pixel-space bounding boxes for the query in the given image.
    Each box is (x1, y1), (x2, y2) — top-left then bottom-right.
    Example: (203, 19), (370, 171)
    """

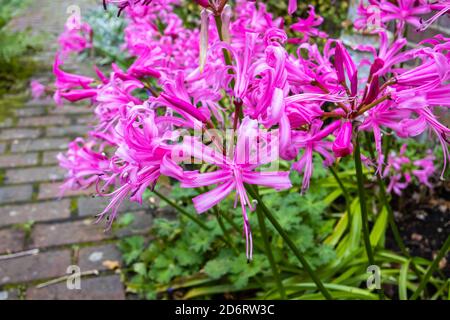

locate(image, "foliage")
(0, 0), (40, 97)
(55, 0), (449, 301)
(118, 137), (449, 300)
(267, 0), (350, 37)
(83, 7), (131, 69)
(118, 161), (338, 299)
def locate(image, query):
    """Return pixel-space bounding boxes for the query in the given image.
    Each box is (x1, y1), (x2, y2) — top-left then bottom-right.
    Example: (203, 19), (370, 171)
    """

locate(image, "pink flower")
(418, 1), (450, 31)
(288, 0), (298, 15)
(53, 54), (96, 105)
(290, 5), (327, 43)
(30, 80), (46, 100)
(53, 54), (94, 91)
(195, 0), (209, 8)
(103, 0), (154, 15)
(383, 145), (436, 195)
(332, 121), (354, 158)
(291, 121), (340, 192)
(355, 0), (431, 35)
(58, 15), (92, 60)
(58, 138), (112, 195)
(54, 0), (449, 259)
(412, 152), (436, 188)
(169, 117), (292, 259)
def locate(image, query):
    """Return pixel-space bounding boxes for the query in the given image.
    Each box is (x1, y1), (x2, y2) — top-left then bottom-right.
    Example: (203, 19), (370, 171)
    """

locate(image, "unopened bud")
(199, 9), (209, 72)
(221, 4), (232, 44)
(196, 0), (209, 8)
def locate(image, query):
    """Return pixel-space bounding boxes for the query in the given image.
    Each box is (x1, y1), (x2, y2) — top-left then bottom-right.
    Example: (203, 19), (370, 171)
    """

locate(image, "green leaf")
(370, 207), (388, 247)
(348, 198), (362, 253)
(183, 283), (259, 299)
(173, 244), (202, 267)
(230, 254), (268, 289)
(117, 236), (145, 265)
(324, 211), (348, 247)
(116, 212), (135, 228)
(153, 218), (180, 238)
(399, 260), (410, 300)
(133, 262), (147, 277)
(204, 258), (231, 279)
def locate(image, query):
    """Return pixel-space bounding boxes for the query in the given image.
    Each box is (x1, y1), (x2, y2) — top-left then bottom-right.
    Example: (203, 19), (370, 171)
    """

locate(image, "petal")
(243, 171), (292, 190)
(181, 170), (231, 188)
(192, 180), (236, 213)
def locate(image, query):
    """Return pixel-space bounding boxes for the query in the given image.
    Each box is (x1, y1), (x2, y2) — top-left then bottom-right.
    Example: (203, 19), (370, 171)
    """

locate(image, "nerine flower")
(54, 0), (449, 260)
(168, 117), (292, 259)
(290, 5), (327, 44)
(383, 144), (436, 195)
(58, 14), (92, 60)
(30, 80), (46, 100)
(288, 0), (298, 15)
(103, 0), (154, 15)
(291, 121), (340, 192)
(354, 0), (431, 35)
(419, 1), (450, 31)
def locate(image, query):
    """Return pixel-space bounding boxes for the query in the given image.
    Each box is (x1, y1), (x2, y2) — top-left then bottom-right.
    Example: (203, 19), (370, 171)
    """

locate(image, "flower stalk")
(153, 189), (211, 231)
(411, 235), (450, 300)
(354, 133), (385, 299)
(353, 134), (375, 265)
(364, 132), (424, 283)
(255, 193), (287, 299)
(246, 184), (333, 300)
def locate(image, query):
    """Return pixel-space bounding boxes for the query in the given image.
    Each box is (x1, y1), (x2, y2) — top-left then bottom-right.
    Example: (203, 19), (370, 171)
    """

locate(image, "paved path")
(0, 1), (153, 300)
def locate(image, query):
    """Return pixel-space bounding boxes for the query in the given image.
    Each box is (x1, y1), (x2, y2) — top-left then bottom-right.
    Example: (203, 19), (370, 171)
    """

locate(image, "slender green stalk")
(328, 165), (351, 216)
(411, 235), (450, 300)
(378, 177), (424, 280)
(154, 190), (242, 252)
(329, 166), (350, 200)
(364, 132), (423, 282)
(213, 15), (233, 68)
(255, 202), (286, 299)
(354, 133), (375, 266)
(212, 203), (266, 253)
(213, 207), (239, 253)
(220, 209), (241, 232)
(246, 185), (333, 300)
(382, 131), (393, 160)
(355, 134), (386, 300)
(153, 190), (211, 231)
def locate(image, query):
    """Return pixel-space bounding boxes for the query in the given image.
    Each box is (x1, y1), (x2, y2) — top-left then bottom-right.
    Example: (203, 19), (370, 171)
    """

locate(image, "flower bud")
(332, 121), (354, 158)
(199, 8), (209, 72)
(288, 0), (297, 15)
(196, 0), (209, 8)
(221, 4), (232, 44)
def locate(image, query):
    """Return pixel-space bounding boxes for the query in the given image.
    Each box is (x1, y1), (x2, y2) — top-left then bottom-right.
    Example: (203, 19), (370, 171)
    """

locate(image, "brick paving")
(0, 100), (154, 300)
(0, 0), (153, 299)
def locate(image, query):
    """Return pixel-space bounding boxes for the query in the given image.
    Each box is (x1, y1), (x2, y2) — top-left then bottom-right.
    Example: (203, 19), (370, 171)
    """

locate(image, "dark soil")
(387, 179), (450, 277)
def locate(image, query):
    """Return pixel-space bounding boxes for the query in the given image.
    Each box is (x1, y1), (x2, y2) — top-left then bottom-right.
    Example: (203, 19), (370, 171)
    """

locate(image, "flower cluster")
(383, 144), (436, 195)
(354, 0), (449, 34)
(58, 12), (93, 59)
(52, 0), (449, 259)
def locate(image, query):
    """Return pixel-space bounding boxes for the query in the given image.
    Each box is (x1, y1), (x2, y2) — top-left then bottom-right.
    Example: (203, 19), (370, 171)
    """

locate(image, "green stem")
(246, 185), (333, 300)
(328, 165), (351, 217)
(329, 166), (350, 200)
(255, 198), (286, 299)
(213, 15), (233, 68)
(364, 132), (423, 282)
(353, 133), (375, 267)
(411, 235), (450, 300)
(153, 190), (211, 231)
(219, 209), (241, 233)
(355, 134), (385, 300)
(213, 207), (239, 254)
